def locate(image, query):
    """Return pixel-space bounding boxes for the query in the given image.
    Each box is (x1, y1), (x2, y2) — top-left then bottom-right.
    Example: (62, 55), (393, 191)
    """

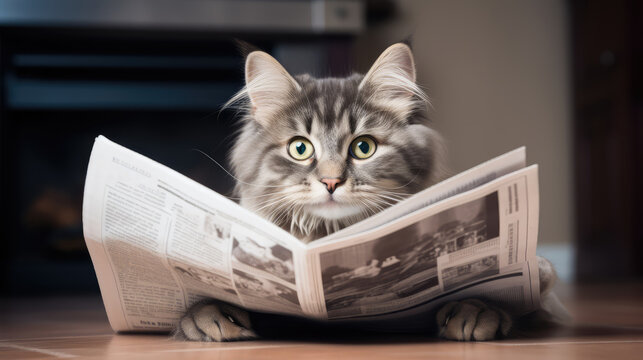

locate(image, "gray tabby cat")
(174, 43), (561, 342)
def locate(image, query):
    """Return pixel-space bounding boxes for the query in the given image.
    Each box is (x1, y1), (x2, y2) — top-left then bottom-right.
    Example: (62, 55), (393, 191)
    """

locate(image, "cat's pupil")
(296, 142), (306, 155)
(358, 141), (369, 154)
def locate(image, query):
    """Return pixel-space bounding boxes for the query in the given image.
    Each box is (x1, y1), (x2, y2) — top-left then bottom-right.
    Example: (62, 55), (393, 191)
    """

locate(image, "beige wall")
(355, 0), (573, 246)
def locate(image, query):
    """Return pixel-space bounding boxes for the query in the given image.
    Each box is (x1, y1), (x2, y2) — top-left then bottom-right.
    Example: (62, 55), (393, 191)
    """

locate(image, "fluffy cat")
(229, 43), (445, 242)
(173, 43), (560, 342)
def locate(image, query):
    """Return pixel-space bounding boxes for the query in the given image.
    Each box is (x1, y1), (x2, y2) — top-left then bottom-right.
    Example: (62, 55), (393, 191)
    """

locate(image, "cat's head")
(228, 43), (444, 240)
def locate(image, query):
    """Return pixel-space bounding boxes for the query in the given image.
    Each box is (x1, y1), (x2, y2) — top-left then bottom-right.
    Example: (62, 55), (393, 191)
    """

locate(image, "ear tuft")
(359, 43), (427, 117)
(244, 51), (300, 125)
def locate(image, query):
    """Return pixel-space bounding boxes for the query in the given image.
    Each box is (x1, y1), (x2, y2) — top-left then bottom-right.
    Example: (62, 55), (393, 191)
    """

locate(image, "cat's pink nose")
(320, 178), (344, 194)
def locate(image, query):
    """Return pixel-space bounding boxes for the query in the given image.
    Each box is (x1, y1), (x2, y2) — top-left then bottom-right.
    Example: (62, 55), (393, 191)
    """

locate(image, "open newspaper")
(83, 136), (540, 332)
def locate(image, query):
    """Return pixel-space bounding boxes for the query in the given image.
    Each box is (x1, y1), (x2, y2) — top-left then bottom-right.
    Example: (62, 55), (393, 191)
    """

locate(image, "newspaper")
(83, 135), (540, 332)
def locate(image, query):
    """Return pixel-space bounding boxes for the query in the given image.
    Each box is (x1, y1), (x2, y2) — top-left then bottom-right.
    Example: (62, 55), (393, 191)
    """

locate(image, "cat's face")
(229, 43), (443, 240)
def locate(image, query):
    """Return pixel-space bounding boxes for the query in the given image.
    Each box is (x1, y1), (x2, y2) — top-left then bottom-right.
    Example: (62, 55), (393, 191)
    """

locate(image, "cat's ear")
(359, 43), (426, 117)
(245, 51), (300, 125)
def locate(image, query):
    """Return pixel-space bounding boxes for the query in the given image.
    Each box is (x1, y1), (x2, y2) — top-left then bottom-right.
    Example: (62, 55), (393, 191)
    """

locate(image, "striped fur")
(227, 43), (446, 242)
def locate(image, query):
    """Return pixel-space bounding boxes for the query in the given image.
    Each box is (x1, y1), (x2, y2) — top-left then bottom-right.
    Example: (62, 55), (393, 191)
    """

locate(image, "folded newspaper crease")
(82, 136), (540, 332)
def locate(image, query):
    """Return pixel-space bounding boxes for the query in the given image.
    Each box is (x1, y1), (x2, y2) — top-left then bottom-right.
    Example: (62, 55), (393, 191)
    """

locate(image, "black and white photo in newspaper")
(229, 226), (303, 315)
(308, 166), (539, 320)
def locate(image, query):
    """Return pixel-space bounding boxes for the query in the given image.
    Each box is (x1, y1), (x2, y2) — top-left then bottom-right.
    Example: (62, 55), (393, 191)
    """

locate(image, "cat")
(173, 43), (562, 342)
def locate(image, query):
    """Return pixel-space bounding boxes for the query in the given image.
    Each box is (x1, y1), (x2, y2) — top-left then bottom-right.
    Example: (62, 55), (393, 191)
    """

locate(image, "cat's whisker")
(376, 189), (410, 197)
(258, 199), (295, 217)
(269, 197), (300, 222)
(356, 199), (376, 214)
(363, 191), (398, 202)
(367, 196), (397, 209)
(193, 149), (284, 188)
(253, 194), (297, 213)
(372, 193), (408, 201)
(252, 195), (286, 209)
(376, 194), (405, 204)
(373, 170), (424, 191)
(356, 186), (410, 200)
(252, 192), (293, 206)
(361, 197), (386, 212)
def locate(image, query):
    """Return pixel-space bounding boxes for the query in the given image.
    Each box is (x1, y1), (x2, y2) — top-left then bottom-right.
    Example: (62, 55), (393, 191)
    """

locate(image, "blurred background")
(0, 0), (640, 296)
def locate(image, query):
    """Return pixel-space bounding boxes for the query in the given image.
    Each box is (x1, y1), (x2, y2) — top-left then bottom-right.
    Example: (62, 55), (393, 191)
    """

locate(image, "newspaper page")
(83, 136), (307, 332)
(305, 165), (540, 321)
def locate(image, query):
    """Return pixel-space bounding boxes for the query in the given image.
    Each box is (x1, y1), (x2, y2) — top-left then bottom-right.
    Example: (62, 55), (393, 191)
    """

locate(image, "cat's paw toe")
(436, 299), (512, 341)
(173, 302), (257, 342)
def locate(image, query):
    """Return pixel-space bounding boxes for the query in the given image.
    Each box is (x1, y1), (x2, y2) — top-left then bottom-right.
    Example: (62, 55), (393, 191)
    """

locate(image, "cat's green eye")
(287, 137), (315, 160)
(350, 136), (377, 159)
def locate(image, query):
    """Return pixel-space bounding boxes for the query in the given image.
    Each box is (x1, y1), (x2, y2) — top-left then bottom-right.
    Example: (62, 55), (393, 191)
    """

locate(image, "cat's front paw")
(173, 301), (257, 342)
(436, 299), (512, 341)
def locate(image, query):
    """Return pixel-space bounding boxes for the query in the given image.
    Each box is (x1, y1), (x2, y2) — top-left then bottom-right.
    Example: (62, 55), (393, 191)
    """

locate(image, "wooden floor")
(1, 283), (643, 359)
